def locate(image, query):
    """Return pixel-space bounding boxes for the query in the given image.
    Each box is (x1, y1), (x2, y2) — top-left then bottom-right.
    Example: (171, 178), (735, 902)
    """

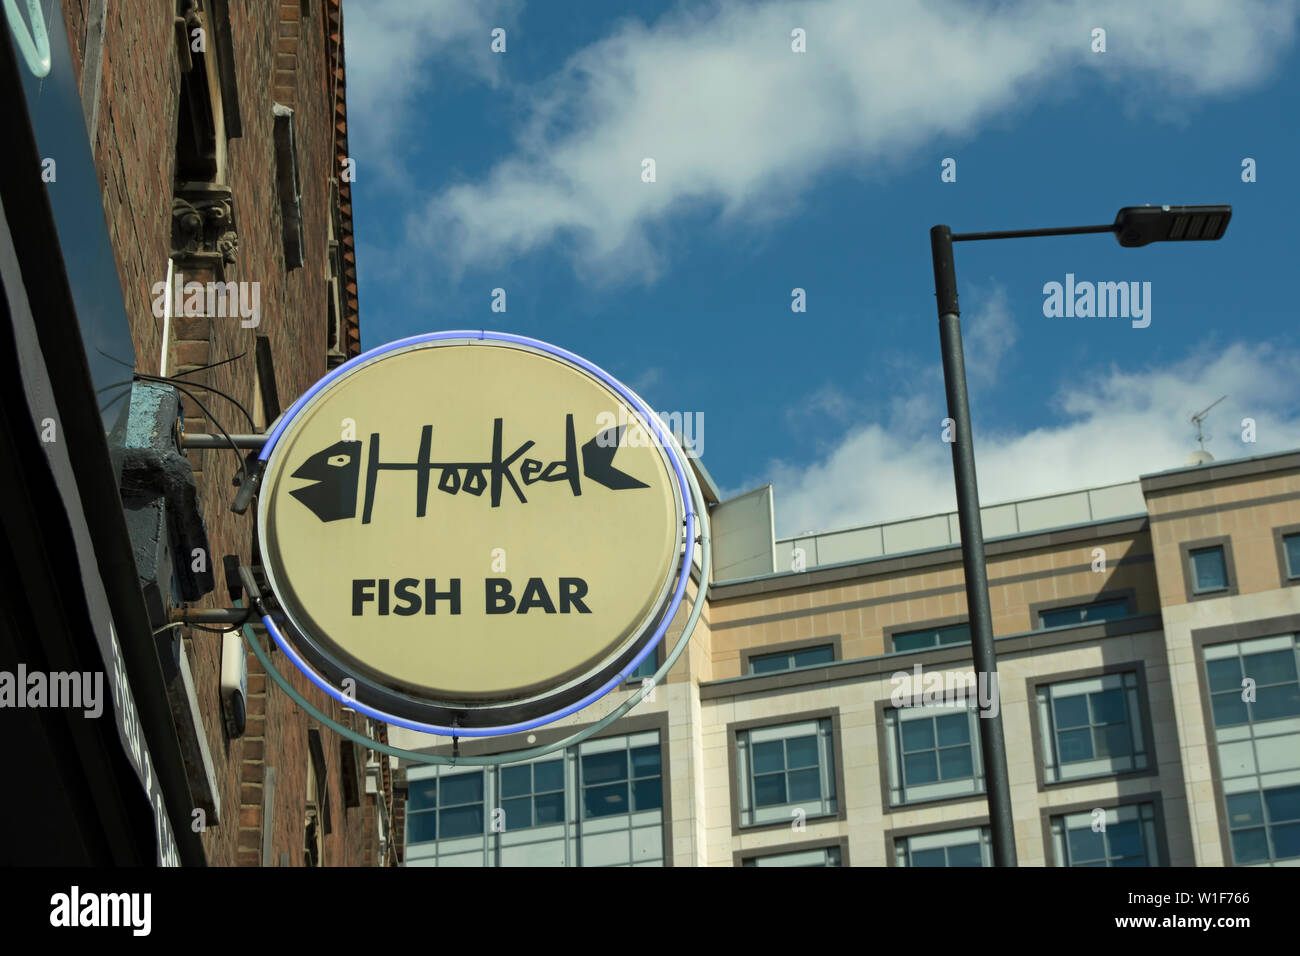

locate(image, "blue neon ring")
(256, 330), (697, 737)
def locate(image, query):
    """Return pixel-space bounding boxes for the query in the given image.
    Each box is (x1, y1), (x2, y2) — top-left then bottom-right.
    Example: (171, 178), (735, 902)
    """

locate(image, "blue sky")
(342, 0), (1300, 536)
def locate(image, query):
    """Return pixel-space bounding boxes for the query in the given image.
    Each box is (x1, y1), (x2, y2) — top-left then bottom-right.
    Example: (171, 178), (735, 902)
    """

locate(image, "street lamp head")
(1113, 204), (1232, 247)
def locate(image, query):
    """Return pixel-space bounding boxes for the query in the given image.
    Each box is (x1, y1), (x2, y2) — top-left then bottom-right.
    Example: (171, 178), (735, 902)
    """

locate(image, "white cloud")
(759, 341), (1300, 537)
(962, 285), (1017, 387)
(628, 365), (664, 396)
(412, 0), (1298, 277)
(342, 0), (522, 163)
(784, 382), (856, 427)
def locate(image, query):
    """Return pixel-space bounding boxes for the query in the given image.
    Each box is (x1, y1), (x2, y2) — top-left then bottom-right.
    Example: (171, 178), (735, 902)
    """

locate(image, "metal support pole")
(930, 224), (1018, 866)
(170, 608), (252, 625)
(180, 433), (267, 449)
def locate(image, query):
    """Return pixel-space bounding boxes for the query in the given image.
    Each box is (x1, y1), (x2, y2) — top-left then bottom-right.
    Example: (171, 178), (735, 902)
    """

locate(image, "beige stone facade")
(392, 448), (1300, 867)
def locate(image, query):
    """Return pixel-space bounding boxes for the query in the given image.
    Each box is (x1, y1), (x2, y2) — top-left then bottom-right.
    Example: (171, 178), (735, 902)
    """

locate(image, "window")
(405, 769), (485, 849)
(1036, 671), (1149, 783)
(1050, 804), (1160, 866)
(892, 622), (970, 652)
(1190, 546), (1229, 593)
(627, 652), (658, 682)
(894, 826), (990, 866)
(326, 178), (348, 367)
(404, 730), (666, 866)
(736, 718), (837, 827)
(1203, 634), (1300, 865)
(1283, 533), (1300, 580)
(500, 759), (564, 830)
(253, 335), (281, 430)
(581, 739), (662, 819)
(303, 728), (330, 867)
(884, 702), (984, 805)
(748, 643), (835, 675)
(272, 103), (304, 269)
(1204, 638), (1300, 727)
(405, 769), (487, 865)
(1224, 788), (1300, 864)
(303, 764), (322, 867)
(742, 845), (842, 867)
(1181, 538), (1238, 602)
(175, 3), (222, 183)
(1039, 598), (1131, 629)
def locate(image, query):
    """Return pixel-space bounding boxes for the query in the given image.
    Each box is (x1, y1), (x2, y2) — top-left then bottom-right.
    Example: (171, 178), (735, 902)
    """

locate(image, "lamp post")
(929, 204), (1232, 867)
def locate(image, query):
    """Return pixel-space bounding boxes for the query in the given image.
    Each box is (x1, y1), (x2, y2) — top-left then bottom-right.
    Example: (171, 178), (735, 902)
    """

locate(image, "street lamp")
(929, 204), (1232, 867)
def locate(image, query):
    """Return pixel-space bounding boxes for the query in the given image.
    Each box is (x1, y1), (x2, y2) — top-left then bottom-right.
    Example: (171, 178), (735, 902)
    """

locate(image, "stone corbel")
(172, 182), (238, 270)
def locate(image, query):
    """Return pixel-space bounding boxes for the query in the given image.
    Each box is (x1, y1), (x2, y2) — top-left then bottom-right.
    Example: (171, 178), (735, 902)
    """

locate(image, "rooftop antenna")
(1190, 394), (1227, 453)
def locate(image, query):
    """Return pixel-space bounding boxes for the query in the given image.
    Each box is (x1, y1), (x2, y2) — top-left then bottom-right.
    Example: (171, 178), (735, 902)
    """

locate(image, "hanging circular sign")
(255, 331), (693, 735)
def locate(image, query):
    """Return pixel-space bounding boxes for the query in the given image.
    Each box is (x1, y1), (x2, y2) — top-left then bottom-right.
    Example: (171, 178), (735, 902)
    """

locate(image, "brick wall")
(61, 0), (384, 866)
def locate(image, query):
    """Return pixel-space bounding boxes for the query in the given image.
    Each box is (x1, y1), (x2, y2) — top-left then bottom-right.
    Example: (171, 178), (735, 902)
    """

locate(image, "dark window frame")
(1039, 793), (1170, 867)
(884, 815), (991, 867)
(404, 765), (487, 843)
(578, 736), (663, 822)
(885, 616), (972, 654)
(740, 635), (841, 675)
(1025, 660), (1158, 791)
(499, 755), (566, 832)
(1272, 523), (1300, 588)
(874, 695), (986, 810)
(1192, 615), (1300, 866)
(1028, 589), (1137, 630)
(733, 835), (850, 867)
(1178, 536), (1239, 602)
(726, 707), (846, 835)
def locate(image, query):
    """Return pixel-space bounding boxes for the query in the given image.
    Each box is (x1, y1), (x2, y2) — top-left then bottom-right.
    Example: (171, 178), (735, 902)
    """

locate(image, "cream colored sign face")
(259, 341), (681, 710)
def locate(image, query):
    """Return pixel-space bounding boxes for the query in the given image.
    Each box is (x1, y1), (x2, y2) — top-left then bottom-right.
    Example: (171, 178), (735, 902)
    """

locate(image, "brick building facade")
(54, 0), (390, 866)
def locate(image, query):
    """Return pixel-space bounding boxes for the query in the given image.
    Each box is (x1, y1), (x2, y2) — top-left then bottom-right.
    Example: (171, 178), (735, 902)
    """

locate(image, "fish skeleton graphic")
(288, 418), (650, 523)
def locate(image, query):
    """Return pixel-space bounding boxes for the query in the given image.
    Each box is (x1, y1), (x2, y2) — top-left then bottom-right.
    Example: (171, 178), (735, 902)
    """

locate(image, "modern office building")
(1, 0), (393, 864)
(390, 446), (1300, 867)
